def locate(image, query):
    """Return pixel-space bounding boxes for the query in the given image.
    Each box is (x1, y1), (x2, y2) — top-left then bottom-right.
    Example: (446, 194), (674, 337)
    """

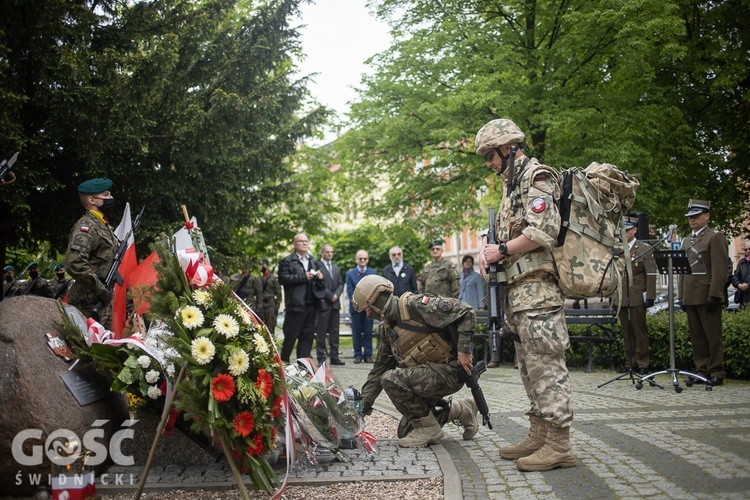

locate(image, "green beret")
(3, 265), (13, 272)
(261, 258), (269, 264)
(25, 262), (39, 271)
(54, 263), (65, 272)
(77, 177), (113, 194)
(428, 239), (445, 249)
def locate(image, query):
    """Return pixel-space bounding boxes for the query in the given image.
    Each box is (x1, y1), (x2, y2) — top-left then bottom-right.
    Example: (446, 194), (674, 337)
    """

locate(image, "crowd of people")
(3, 118), (750, 475)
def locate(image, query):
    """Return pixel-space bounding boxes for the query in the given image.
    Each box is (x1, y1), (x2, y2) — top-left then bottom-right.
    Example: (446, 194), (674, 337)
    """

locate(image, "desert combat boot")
(500, 415), (547, 459)
(448, 398), (479, 440)
(516, 424), (577, 471)
(398, 413), (444, 448)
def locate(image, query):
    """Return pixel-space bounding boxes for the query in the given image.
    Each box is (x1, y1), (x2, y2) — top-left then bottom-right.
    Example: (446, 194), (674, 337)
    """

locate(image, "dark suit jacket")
(382, 262), (418, 297)
(679, 226), (729, 305)
(317, 261), (343, 311)
(278, 252), (319, 313)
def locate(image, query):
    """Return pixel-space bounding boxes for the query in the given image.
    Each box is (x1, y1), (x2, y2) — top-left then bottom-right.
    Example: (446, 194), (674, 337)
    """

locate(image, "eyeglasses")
(483, 150), (496, 162)
(357, 257), (368, 261)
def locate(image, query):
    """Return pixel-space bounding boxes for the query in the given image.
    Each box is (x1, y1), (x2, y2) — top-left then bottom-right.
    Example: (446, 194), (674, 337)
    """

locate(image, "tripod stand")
(640, 250), (712, 392)
(598, 248), (663, 389)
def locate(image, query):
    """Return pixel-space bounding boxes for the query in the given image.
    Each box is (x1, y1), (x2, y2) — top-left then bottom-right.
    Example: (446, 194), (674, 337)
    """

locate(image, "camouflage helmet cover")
(475, 119), (526, 156)
(351, 275), (394, 312)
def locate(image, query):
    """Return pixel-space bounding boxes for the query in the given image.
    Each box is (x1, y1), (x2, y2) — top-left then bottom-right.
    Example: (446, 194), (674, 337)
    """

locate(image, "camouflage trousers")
(507, 304), (573, 428)
(380, 361), (464, 420)
(257, 305), (278, 333)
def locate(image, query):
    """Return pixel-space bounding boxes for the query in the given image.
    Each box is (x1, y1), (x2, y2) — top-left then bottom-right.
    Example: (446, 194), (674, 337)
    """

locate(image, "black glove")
(99, 288), (113, 305)
(645, 299), (655, 309)
(706, 296), (721, 313)
(362, 399), (373, 416)
(677, 300), (687, 312)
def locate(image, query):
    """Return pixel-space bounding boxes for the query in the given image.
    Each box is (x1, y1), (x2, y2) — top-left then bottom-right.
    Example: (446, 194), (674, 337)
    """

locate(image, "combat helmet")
(351, 275), (394, 313)
(475, 119), (525, 156)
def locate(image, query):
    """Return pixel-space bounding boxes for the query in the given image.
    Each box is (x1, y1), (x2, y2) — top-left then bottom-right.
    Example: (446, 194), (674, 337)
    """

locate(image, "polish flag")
(112, 203), (138, 338)
(128, 251), (160, 315)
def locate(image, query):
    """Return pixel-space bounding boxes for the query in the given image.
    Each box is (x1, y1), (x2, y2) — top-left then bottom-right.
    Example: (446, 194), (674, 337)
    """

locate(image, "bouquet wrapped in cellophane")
(284, 358), (376, 466)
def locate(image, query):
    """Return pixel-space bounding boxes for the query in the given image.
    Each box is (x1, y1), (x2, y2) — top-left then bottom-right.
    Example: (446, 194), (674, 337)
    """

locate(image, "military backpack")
(552, 162), (639, 300)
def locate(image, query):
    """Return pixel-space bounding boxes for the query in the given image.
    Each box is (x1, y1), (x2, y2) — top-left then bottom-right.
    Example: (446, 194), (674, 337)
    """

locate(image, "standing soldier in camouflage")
(418, 239), (460, 298)
(356, 275), (479, 448)
(476, 118), (576, 472)
(52, 263), (71, 300)
(258, 258), (281, 333)
(230, 266), (262, 310)
(20, 262), (53, 297)
(2, 265), (23, 299)
(64, 178), (119, 329)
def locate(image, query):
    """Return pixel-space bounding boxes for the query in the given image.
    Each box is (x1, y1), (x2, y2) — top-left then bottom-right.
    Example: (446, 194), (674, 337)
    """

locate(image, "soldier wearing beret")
(64, 178), (119, 329)
(20, 262), (53, 297)
(678, 199), (729, 386)
(612, 217), (657, 373)
(2, 265), (23, 299)
(418, 239), (460, 299)
(52, 263), (71, 300)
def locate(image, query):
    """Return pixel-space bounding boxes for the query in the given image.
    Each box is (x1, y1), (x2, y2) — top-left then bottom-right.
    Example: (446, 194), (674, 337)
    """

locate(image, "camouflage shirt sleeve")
(64, 214), (106, 295)
(361, 328), (398, 407)
(520, 163), (561, 250)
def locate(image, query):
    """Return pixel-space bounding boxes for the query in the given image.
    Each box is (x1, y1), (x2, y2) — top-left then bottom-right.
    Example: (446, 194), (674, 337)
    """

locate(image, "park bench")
(474, 308), (618, 373)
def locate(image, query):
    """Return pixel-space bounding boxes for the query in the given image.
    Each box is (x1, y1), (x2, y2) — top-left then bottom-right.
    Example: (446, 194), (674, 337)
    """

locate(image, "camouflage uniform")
(230, 272), (262, 310)
(258, 272), (281, 333)
(65, 211), (118, 328)
(419, 258), (460, 298)
(496, 156), (573, 428)
(361, 293), (474, 420)
(20, 277), (54, 297)
(3, 279), (23, 298)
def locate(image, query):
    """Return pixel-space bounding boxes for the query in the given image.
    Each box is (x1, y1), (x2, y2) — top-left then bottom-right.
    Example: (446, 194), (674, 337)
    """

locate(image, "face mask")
(28, 270), (39, 279)
(4, 274), (12, 283)
(56, 272), (65, 280)
(99, 197), (115, 215)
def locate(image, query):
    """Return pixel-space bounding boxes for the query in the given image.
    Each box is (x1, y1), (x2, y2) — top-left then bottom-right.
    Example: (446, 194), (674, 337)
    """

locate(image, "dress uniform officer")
(356, 275), (479, 448)
(678, 199), (728, 386)
(418, 239), (460, 298)
(64, 178), (119, 329)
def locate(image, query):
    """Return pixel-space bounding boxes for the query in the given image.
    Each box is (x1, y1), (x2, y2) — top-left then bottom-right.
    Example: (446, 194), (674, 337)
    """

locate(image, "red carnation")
(246, 433), (264, 456)
(255, 369), (273, 399)
(234, 411), (255, 437)
(211, 373), (236, 403)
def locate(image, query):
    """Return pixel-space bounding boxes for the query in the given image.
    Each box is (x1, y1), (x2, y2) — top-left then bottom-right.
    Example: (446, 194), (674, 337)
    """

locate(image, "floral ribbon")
(356, 430), (377, 453)
(176, 249), (214, 287)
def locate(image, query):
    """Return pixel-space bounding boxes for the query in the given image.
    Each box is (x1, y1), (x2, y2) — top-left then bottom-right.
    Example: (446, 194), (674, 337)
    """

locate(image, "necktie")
(327, 262), (332, 274)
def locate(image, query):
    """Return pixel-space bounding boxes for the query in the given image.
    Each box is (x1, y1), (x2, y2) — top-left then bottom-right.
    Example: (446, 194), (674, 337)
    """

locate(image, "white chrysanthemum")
(137, 355), (150, 369)
(191, 337), (215, 365)
(180, 305), (205, 330)
(147, 385), (162, 399)
(145, 369), (160, 384)
(192, 289), (211, 306)
(213, 314), (240, 338)
(145, 338), (158, 348)
(165, 347), (180, 361)
(227, 350), (250, 376)
(165, 363), (175, 377)
(253, 333), (270, 355)
(237, 306), (253, 326)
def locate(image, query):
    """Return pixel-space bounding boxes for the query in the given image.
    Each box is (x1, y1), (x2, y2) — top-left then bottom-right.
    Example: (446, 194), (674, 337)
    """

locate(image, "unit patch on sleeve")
(421, 296), (430, 305)
(531, 197), (547, 213)
(80, 226), (89, 233)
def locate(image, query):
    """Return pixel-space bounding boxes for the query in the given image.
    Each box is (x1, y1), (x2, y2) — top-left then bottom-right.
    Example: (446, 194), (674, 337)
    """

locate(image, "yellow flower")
(191, 337), (215, 365)
(214, 314), (240, 338)
(180, 305), (204, 330)
(228, 350), (250, 376)
(253, 332), (269, 354)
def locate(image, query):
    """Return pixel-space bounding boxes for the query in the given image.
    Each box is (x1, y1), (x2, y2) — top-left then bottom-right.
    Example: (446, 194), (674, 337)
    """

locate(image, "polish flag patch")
(531, 197), (547, 213)
(421, 296), (430, 305)
(80, 226), (89, 233)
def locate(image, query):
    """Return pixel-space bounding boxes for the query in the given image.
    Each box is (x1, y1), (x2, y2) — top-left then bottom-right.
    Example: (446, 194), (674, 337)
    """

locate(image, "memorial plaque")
(60, 369), (107, 406)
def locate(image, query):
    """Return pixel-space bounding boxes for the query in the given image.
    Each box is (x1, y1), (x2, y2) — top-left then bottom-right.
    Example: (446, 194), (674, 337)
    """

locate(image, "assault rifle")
(459, 359), (493, 429)
(91, 206), (145, 319)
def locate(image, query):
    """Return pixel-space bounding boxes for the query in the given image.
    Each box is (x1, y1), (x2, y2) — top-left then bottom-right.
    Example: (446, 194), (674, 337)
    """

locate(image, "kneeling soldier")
(356, 275), (479, 447)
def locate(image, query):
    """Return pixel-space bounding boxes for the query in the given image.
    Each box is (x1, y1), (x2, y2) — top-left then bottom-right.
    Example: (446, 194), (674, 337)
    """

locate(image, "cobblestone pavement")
(98, 352), (750, 499)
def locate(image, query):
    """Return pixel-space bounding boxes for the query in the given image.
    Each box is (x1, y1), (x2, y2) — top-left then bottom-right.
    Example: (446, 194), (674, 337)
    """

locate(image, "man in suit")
(278, 233), (323, 362)
(316, 244), (345, 365)
(346, 250), (377, 363)
(381, 246), (418, 297)
(678, 199), (729, 386)
(612, 217), (657, 373)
